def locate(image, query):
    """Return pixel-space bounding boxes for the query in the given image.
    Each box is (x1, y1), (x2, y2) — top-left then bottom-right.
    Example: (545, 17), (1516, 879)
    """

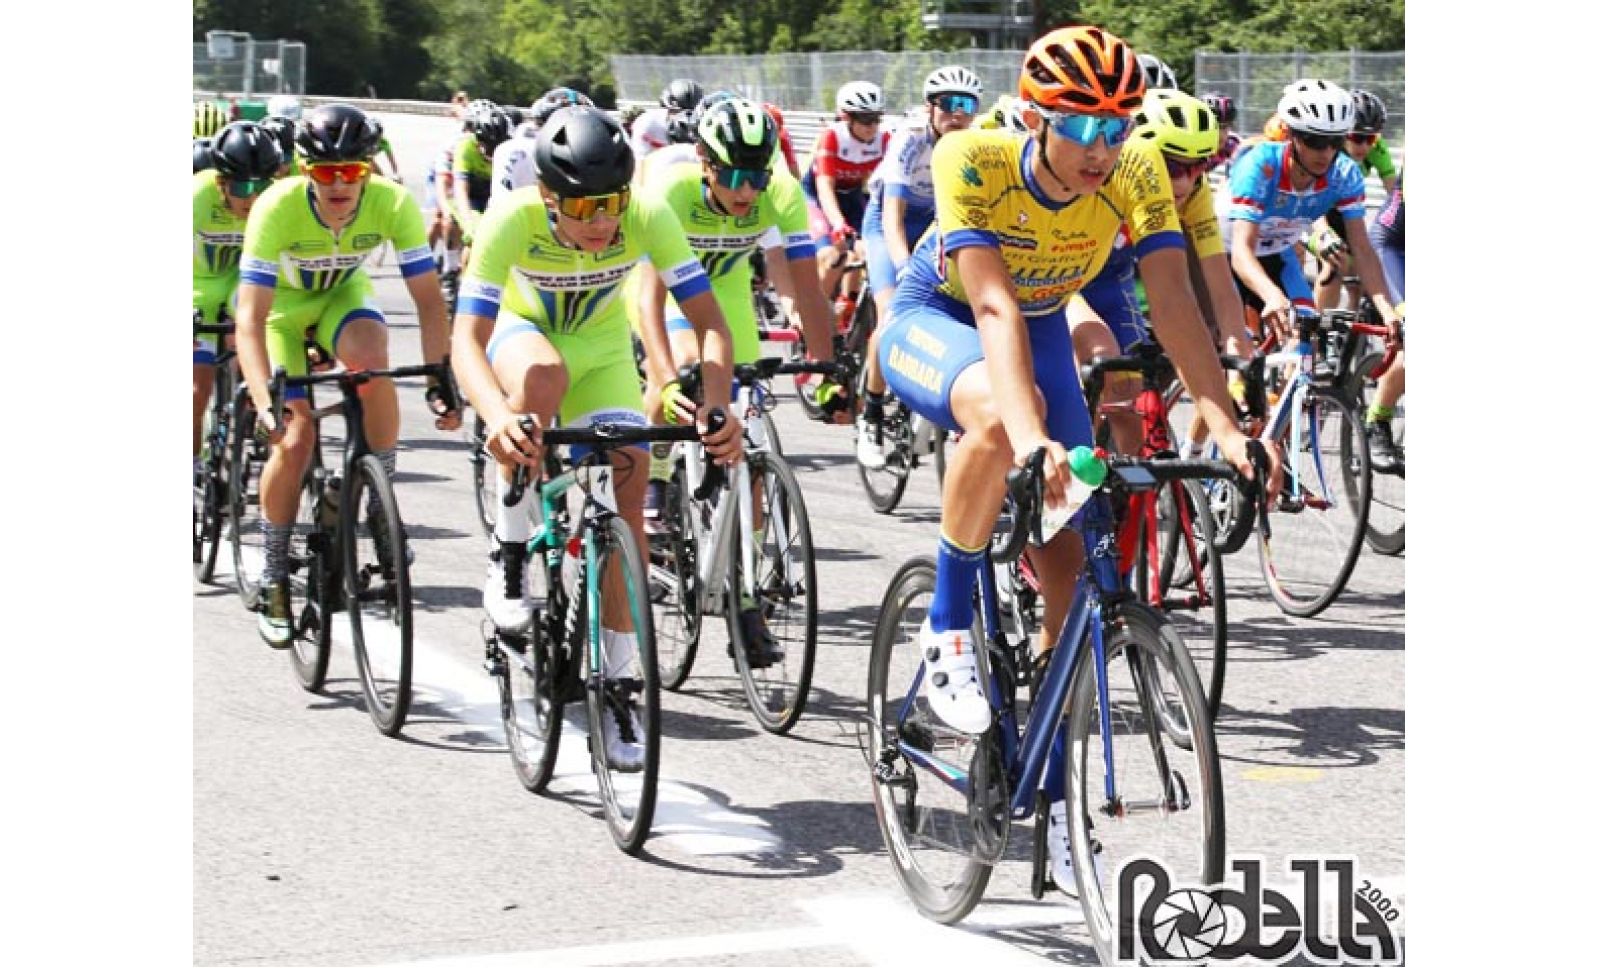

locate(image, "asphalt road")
(192, 111), (1405, 966)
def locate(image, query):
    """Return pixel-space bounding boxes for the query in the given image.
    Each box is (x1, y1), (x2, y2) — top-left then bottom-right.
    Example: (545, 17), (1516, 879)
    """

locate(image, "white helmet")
(992, 95), (1029, 134)
(836, 81), (884, 115)
(1277, 79), (1355, 136)
(1137, 54), (1178, 91)
(266, 94), (302, 120)
(923, 65), (982, 99)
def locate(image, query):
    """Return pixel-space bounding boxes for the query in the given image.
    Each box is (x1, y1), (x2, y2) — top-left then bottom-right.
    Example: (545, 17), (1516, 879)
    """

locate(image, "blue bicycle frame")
(892, 490), (1127, 820)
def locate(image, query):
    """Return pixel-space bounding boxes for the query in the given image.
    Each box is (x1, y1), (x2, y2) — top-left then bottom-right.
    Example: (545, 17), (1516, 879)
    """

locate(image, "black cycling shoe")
(735, 606), (784, 670)
(1365, 419), (1403, 475)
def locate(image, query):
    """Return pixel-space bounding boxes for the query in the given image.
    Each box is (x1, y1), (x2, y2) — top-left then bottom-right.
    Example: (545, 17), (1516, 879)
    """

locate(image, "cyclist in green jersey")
(257, 115), (300, 178)
(193, 122), (282, 473)
(451, 107), (743, 766)
(236, 104), (459, 646)
(453, 101), (513, 249)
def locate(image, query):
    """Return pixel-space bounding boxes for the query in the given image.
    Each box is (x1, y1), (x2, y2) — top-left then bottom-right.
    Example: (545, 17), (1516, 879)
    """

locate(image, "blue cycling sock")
(928, 532), (985, 634)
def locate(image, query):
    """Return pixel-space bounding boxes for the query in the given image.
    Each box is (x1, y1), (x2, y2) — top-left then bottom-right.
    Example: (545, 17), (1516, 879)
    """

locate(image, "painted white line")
(802, 892), (1068, 967)
(224, 547), (783, 857)
(407, 926), (827, 967)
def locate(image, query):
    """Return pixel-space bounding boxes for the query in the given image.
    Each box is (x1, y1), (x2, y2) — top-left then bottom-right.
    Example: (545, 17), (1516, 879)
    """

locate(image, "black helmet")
(193, 138), (215, 173)
(1349, 89), (1388, 134)
(535, 106), (635, 197)
(696, 98), (777, 171)
(660, 78), (704, 113)
(530, 87), (593, 130)
(1200, 92), (1238, 127)
(297, 103), (383, 162)
(467, 103), (514, 152)
(212, 121), (284, 180)
(258, 115), (297, 162)
(666, 111), (697, 145)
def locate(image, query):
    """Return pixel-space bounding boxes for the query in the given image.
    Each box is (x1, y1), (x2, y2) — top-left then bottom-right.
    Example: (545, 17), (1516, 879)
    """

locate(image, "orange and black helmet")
(1018, 26), (1145, 115)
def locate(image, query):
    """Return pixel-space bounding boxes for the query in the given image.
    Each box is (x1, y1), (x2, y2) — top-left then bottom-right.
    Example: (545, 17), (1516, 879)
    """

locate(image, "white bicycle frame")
(679, 381), (799, 616)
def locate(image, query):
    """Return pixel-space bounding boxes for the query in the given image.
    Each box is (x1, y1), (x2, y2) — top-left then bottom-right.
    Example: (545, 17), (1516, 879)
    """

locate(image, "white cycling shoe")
(1046, 799), (1101, 899)
(483, 547), (533, 631)
(919, 619), (991, 734)
(856, 416), (889, 470)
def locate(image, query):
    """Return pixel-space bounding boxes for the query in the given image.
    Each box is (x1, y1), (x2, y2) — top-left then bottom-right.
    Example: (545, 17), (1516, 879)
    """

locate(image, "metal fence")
(193, 34), (307, 97)
(1195, 51), (1404, 145)
(612, 50), (1028, 114)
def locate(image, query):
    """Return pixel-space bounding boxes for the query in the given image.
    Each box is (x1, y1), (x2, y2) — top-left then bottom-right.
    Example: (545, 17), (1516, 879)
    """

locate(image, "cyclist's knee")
(507, 361), (568, 412)
(335, 318), (391, 371)
(277, 403), (318, 465)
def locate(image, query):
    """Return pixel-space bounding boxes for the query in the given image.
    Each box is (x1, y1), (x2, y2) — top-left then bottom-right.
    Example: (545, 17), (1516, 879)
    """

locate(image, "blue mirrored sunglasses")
(1041, 110), (1134, 149)
(712, 166), (772, 191)
(931, 93), (979, 115)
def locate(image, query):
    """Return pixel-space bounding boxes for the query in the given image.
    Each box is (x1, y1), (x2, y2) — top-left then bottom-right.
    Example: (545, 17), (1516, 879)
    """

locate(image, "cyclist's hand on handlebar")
(1260, 290), (1295, 344)
(830, 224), (855, 250)
(1218, 428), (1282, 505)
(698, 408), (744, 466)
(1016, 438), (1073, 511)
(425, 385), (463, 433)
(487, 413), (543, 468)
(259, 408), (290, 446)
(660, 379), (696, 425)
(814, 377), (852, 424)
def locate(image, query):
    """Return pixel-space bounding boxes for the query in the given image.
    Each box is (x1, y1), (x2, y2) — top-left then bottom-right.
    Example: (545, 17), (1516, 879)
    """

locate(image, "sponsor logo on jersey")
(960, 164), (983, 188)
(353, 233), (383, 250)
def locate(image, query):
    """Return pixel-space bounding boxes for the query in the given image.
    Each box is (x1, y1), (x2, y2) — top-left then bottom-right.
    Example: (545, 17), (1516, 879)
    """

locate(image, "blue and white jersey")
(868, 122), (938, 220)
(489, 129), (539, 210)
(1227, 141), (1367, 257)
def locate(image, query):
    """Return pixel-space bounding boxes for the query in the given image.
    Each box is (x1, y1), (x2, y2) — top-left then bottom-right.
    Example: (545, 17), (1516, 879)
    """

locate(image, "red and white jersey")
(630, 107), (672, 160)
(802, 121), (891, 197)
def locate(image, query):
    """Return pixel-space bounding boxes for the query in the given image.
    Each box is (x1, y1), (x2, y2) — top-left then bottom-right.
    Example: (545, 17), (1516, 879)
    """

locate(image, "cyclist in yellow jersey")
(1069, 89), (1259, 452)
(450, 110), (743, 756)
(879, 27), (1277, 742)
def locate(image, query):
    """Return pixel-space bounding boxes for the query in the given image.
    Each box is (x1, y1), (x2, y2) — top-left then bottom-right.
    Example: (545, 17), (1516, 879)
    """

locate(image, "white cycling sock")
(496, 471), (534, 544)
(444, 248), (462, 273)
(602, 629), (638, 679)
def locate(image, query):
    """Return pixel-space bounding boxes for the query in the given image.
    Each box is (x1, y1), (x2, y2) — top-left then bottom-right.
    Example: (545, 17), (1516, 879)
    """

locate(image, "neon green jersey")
(648, 162), (817, 285)
(1358, 136), (1397, 182)
(457, 186), (713, 335)
(193, 170), (249, 278)
(239, 176), (433, 291)
(452, 135), (493, 207)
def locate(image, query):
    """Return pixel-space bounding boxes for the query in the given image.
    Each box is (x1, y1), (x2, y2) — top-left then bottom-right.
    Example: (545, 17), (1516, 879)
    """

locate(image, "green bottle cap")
(1067, 445), (1107, 487)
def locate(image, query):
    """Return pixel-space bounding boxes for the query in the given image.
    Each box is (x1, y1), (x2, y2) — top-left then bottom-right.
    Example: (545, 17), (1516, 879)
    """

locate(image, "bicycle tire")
(584, 515), (661, 855)
(1205, 475), (1257, 556)
(726, 454), (818, 734)
(288, 476), (333, 692)
(1259, 388), (1372, 618)
(654, 466), (702, 692)
(1064, 603), (1225, 964)
(342, 454), (414, 736)
(758, 408), (784, 458)
(855, 365), (910, 514)
(470, 413), (496, 537)
(228, 390), (265, 608)
(499, 616), (565, 794)
(195, 367), (233, 582)
(1153, 478), (1227, 719)
(1346, 351), (1405, 556)
(933, 427), (949, 491)
(865, 556), (993, 924)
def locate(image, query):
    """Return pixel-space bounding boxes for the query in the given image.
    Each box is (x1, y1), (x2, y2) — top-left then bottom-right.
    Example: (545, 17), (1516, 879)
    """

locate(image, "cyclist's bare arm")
(764, 245), (834, 362)
(883, 194), (913, 268)
(1196, 250), (1257, 358)
(815, 173), (848, 234)
(636, 267), (684, 384)
(1230, 220), (1292, 335)
(234, 282), (278, 423)
(450, 311), (538, 467)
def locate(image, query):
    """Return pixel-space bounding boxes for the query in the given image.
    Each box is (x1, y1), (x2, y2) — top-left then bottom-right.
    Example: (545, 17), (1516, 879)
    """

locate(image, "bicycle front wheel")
(856, 380), (911, 515)
(342, 455), (414, 736)
(652, 467), (702, 691)
(865, 557), (993, 924)
(1259, 388), (1371, 617)
(584, 515), (662, 855)
(727, 454), (818, 734)
(288, 476), (333, 692)
(1154, 479), (1227, 719)
(228, 391), (266, 607)
(499, 617), (565, 794)
(1065, 603), (1225, 964)
(1349, 351), (1405, 555)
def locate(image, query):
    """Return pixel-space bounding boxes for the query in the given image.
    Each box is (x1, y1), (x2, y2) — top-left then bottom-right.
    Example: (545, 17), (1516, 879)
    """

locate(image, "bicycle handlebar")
(502, 411), (727, 508)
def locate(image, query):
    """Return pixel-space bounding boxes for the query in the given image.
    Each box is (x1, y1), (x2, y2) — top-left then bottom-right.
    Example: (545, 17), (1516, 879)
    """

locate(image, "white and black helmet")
(266, 94), (302, 120)
(1277, 79), (1355, 136)
(836, 81), (884, 115)
(1137, 54), (1179, 92)
(923, 65), (982, 100)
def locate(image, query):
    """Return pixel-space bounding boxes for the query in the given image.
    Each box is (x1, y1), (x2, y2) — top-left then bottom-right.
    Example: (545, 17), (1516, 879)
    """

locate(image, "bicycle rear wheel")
(1259, 388), (1371, 617)
(865, 557), (993, 924)
(653, 466), (702, 691)
(727, 454), (818, 734)
(288, 476), (334, 691)
(194, 454), (226, 582)
(1348, 351), (1405, 555)
(856, 379), (912, 515)
(342, 455), (414, 736)
(584, 515), (661, 855)
(1065, 603), (1225, 964)
(499, 614), (565, 793)
(1153, 479), (1227, 719)
(228, 391), (267, 607)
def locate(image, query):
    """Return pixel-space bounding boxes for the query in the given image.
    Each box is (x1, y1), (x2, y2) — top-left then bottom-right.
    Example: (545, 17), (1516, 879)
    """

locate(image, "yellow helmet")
(194, 100), (228, 138)
(1130, 89), (1220, 161)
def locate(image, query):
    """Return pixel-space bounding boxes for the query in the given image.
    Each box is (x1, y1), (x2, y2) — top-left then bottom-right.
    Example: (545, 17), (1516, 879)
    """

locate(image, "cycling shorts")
(258, 274), (384, 401)
(665, 274), (762, 364)
(1233, 251), (1315, 315)
(806, 190), (866, 243)
(486, 311), (647, 454)
(879, 274), (1092, 451)
(1076, 262), (1149, 353)
(862, 192), (933, 297)
(1372, 230), (1404, 303)
(194, 273), (236, 364)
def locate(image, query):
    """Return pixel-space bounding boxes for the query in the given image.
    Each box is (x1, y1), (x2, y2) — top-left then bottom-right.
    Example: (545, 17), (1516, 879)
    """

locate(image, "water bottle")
(1039, 446), (1108, 542)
